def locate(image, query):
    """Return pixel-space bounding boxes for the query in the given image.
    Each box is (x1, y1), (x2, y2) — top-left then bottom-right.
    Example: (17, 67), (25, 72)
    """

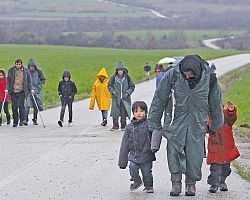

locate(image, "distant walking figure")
(144, 63), (151, 80)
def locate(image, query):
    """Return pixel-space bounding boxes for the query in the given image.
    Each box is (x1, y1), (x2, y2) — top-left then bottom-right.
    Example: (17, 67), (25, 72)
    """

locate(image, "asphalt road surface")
(1, 54), (250, 200)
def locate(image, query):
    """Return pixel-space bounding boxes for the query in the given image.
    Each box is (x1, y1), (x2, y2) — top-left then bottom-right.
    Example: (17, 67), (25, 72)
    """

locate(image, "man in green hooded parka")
(148, 55), (224, 196)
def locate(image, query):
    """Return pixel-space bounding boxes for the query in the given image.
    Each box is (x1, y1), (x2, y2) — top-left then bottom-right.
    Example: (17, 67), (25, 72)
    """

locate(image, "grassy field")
(0, 44), (247, 109)
(220, 64), (250, 135)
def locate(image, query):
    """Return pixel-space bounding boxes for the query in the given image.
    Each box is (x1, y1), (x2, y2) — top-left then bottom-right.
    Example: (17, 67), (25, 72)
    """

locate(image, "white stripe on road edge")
(0, 137), (76, 190)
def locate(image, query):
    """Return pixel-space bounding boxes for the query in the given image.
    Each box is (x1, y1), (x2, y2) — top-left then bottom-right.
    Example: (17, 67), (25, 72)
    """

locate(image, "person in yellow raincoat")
(89, 67), (112, 126)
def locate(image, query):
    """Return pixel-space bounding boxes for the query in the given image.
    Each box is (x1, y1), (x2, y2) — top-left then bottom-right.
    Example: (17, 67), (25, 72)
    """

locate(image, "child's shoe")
(68, 122), (73, 127)
(58, 120), (63, 127)
(23, 120), (28, 126)
(101, 119), (107, 126)
(219, 176), (228, 191)
(32, 119), (38, 125)
(110, 126), (119, 131)
(143, 187), (154, 193)
(209, 185), (218, 193)
(130, 180), (142, 191)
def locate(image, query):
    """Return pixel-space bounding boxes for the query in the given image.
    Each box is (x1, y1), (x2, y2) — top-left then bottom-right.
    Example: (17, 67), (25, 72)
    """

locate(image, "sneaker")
(130, 180), (143, 191)
(101, 119), (107, 126)
(23, 120), (28, 126)
(110, 126), (119, 131)
(13, 123), (18, 127)
(19, 121), (24, 126)
(209, 185), (218, 193)
(32, 119), (38, 125)
(68, 122), (73, 127)
(58, 120), (63, 127)
(143, 187), (154, 193)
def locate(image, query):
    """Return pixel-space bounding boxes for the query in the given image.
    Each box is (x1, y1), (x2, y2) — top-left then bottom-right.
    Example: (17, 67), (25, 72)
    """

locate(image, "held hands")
(227, 100), (235, 112)
(5, 90), (8, 94)
(31, 90), (35, 94)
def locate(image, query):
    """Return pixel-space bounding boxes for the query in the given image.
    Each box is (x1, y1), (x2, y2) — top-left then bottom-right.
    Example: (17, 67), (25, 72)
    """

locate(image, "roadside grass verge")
(0, 44), (247, 109)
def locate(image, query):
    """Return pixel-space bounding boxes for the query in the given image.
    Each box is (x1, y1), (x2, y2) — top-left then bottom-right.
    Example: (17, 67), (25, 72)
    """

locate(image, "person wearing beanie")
(108, 62), (135, 131)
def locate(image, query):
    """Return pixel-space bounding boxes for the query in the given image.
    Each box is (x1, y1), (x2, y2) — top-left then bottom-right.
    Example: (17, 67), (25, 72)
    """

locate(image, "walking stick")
(0, 92), (7, 119)
(31, 93), (46, 128)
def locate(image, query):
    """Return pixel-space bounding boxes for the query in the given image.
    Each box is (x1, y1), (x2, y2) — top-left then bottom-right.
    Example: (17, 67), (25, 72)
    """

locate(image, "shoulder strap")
(209, 72), (217, 91)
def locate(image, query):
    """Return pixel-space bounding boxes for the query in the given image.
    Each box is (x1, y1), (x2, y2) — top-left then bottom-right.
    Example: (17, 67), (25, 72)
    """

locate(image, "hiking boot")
(23, 120), (28, 126)
(32, 119), (38, 125)
(130, 180), (143, 191)
(143, 187), (154, 193)
(68, 122), (73, 127)
(110, 126), (119, 131)
(58, 120), (63, 127)
(101, 119), (107, 126)
(219, 176), (228, 191)
(209, 185), (218, 193)
(185, 184), (196, 196)
(170, 181), (182, 196)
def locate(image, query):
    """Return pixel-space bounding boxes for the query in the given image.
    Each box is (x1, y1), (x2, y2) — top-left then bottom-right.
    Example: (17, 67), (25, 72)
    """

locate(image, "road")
(1, 54), (250, 200)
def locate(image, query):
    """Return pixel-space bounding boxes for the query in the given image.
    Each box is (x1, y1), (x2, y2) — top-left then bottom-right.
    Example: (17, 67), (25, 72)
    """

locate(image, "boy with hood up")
(0, 69), (11, 125)
(58, 71), (77, 127)
(89, 67), (111, 126)
(108, 62), (135, 131)
(24, 58), (46, 125)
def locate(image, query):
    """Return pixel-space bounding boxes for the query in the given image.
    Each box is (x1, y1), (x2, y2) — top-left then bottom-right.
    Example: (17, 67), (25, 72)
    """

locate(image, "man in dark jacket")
(58, 71), (77, 127)
(24, 58), (46, 125)
(6, 58), (34, 127)
(148, 55), (224, 196)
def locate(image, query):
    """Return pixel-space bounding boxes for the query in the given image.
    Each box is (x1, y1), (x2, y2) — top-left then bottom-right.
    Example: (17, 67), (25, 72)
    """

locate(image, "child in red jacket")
(0, 69), (11, 125)
(207, 100), (240, 193)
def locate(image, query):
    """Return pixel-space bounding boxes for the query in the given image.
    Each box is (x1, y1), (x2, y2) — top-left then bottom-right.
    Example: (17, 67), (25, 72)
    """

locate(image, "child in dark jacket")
(207, 100), (240, 193)
(118, 101), (162, 193)
(58, 71), (77, 127)
(0, 69), (11, 125)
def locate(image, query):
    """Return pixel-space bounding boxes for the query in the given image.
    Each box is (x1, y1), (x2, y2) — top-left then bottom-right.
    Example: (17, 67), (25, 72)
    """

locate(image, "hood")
(179, 55), (202, 78)
(115, 62), (128, 74)
(62, 71), (71, 79)
(0, 69), (6, 77)
(28, 58), (38, 69)
(97, 67), (109, 79)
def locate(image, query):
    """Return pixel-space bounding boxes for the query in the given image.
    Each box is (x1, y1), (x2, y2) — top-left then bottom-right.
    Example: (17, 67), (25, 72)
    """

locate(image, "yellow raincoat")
(89, 68), (111, 110)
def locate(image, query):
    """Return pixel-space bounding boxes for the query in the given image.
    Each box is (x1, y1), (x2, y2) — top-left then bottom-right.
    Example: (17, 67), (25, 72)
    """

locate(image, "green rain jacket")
(148, 56), (223, 181)
(108, 63), (135, 119)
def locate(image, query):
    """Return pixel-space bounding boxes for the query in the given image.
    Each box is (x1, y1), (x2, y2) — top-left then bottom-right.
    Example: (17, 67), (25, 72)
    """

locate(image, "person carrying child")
(118, 101), (162, 193)
(58, 71), (77, 127)
(0, 69), (11, 125)
(207, 100), (240, 193)
(89, 67), (111, 126)
(108, 62), (135, 131)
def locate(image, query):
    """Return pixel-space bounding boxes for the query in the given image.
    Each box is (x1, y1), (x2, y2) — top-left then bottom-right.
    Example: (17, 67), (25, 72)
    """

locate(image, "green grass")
(220, 64), (250, 135)
(0, 44), (247, 109)
(233, 161), (250, 182)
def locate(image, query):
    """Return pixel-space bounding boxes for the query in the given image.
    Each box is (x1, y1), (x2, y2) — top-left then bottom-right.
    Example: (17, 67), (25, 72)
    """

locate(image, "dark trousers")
(129, 161), (153, 188)
(11, 92), (25, 124)
(113, 101), (127, 128)
(207, 163), (231, 186)
(101, 110), (108, 121)
(60, 100), (73, 122)
(0, 102), (10, 123)
(24, 106), (38, 121)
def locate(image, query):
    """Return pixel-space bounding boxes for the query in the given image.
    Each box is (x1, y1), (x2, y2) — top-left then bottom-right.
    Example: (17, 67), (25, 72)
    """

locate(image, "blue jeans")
(129, 161), (153, 187)
(101, 110), (108, 120)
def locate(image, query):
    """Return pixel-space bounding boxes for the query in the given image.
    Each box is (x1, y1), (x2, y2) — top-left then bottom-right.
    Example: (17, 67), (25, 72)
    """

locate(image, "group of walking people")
(0, 55), (240, 197)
